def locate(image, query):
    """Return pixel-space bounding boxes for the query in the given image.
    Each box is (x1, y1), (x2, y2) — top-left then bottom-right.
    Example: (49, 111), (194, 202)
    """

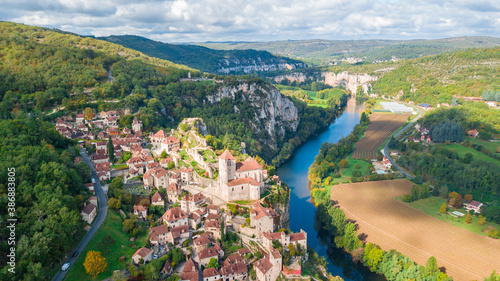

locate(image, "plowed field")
(352, 114), (410, 159)
(330, 179), (500, 281)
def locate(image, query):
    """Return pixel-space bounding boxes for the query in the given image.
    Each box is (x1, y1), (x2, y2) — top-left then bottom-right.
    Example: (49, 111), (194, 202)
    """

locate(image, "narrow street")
(51, 149), (108, 281)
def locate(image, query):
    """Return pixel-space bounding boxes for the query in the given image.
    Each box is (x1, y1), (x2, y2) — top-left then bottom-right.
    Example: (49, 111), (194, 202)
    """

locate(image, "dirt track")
(352, 114), (410, 159)
(330, 179), (500, 281)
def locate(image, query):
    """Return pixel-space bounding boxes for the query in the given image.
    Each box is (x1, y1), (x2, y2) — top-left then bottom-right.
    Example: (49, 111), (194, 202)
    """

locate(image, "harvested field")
(352, 113), (410, 159)
(330, 179), (500, 281)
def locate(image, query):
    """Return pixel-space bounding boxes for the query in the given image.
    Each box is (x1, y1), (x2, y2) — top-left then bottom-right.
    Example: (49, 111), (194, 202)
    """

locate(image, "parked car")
(153, 254), (158, 259)
(61, 263), (71, 271)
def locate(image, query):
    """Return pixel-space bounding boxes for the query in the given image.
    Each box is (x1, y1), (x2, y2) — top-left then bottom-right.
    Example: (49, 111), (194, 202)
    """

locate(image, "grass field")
(64, 210), (148, 281)
(397, 197), (500, 237)
(352, 114), (411, 159)
(465, 137), (500, 154)
(330, 156), (371, 185)
(444, 143), (500, 166)
(330, 179), (500, 281)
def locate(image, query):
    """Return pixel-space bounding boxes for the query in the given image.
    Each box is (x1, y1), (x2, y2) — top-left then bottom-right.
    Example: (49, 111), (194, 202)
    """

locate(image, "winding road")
(383, 105), (423, 179)
(51, 149), (108, 281)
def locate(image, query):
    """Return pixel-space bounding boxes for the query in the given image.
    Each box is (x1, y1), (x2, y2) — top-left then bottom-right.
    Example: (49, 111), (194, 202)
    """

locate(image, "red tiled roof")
(238, 248), (251, 256)
(227, 177), (260, 187)
(219, 149), (235, 160)
(199, 247), (219, 259)
(263, 232), (284, 240)
(152, 191), (165, 203)
(203, 267), (220, 278)
(194, 233), (213, 246)
(81, 203), (96, 215)
(163, 207), (188, 222)
(134, 205), (147, 212)
(251, 202), (278, 220)
(205, 221), (221, 228)
(162, 136), (180, 144)
(225, 253), (243, 265)
(254, 256), (273, 274)
(167, 182), (180, 191)
(289, 232), (306, 242)
(236, 157), (262, 172)
(153, 130), (167, 139)
(133, 247), (151, 258)
(272, 248), (281, 259)
(220, 262), (247, 276)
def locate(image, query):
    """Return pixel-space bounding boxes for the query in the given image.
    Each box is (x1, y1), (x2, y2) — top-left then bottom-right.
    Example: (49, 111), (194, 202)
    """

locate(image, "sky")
(1, 0), (500, 43)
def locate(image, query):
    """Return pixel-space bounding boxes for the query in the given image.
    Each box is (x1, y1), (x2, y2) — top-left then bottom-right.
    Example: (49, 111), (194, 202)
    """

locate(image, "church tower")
(218, 149), (236, 196)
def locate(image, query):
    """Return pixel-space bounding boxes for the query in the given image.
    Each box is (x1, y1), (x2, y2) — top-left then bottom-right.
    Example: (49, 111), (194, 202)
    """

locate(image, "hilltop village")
(55, 111), (311, 281)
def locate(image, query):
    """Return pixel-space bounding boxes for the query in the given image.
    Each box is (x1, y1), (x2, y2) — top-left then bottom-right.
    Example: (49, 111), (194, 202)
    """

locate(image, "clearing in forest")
(330, 179), (500, 281)
(352, 113), (410, 159)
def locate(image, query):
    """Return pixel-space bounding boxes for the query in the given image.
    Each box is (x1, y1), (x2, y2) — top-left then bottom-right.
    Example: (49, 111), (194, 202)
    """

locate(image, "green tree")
(465, 213), (472, 224)
(425, 256), (439, 276)
(439, 202), (447, 213)
(206, 258), (219, 269)
(108, 136), (115, 163)
(339, 159), (349, 168)
(477, 215), (486, 226)
(161, 151), (167, 158)
(108, 198), (121, 210)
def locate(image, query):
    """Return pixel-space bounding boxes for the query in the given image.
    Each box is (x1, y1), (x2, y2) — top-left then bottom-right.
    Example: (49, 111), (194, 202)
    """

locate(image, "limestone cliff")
(273, 72), (309, 84)
(217, 59), (306, 74)
(323, 71), (378, 94)
(206, 82), (300, 150)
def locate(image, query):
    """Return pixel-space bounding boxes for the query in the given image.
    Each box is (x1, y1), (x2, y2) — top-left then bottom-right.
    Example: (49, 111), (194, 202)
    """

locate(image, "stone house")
(262, 229), (307, 251)
(220, 262), (248, 281)
(151, 191), (166, 207)
(132, 247), (152, 265)
(133, 205), (148, 220)
(254, 248), (282, 281)
(198, 246), (220, 266)
(166, 182), (182, 202)
(162, 207), (189, 227)
(181, 192), (207, 213)
(81, 203), (97, 225)
(203, 267), (221, 281)
(250, 202), (278, 237)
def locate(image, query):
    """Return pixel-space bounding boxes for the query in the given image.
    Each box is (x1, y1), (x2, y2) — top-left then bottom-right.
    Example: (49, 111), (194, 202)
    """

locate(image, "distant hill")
(198, 37), (500, 64)
(99, 35), (306, 74)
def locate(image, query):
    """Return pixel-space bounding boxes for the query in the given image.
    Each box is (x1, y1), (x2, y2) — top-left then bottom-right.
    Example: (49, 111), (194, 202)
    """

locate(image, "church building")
(218, 149), (264, 201)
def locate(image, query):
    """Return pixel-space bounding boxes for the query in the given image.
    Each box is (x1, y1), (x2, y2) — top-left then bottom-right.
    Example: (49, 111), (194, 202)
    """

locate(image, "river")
(277, 98), (385, 280)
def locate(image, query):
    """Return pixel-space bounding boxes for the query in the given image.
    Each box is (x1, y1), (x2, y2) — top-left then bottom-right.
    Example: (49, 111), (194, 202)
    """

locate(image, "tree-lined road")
(52, 149), (108, 281)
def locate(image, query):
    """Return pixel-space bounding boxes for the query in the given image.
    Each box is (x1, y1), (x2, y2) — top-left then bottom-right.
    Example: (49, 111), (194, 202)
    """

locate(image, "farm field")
(464, 137), (500, 154)
(330, 179), (500, 281)
(352, 113), (411, 159)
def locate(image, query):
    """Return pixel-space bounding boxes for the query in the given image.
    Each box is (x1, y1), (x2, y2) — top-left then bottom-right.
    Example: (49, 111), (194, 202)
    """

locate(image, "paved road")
(383, 105), (423, 179)
(52, 149), (108, 281)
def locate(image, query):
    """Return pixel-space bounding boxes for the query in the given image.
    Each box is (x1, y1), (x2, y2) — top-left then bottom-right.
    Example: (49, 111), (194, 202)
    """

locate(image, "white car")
(153, 254), (158, 259)
(61, 263), (71, 271)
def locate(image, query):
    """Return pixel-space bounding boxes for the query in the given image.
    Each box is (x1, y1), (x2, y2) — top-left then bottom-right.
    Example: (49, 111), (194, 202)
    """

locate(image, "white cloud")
(2, 0), (499, 42)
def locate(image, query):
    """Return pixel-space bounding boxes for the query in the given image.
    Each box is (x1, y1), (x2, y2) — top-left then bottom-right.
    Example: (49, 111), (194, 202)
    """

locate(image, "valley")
(0, 19), (499, 281)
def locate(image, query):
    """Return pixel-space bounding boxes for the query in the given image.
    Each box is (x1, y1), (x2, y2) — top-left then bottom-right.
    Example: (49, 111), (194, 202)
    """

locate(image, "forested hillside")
(199, 37), (500, 64)
(100, 35), (306, 74)
(0, 118), (92, 280)
(372, 47), (500, 103)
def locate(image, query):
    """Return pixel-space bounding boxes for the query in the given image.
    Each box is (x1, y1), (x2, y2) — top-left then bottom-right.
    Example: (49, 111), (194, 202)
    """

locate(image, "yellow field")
(330, 179), (500, 281)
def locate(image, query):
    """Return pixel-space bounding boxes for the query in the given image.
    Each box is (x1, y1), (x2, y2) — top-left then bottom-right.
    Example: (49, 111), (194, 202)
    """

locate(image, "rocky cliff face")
(273, 72), (309, 84)
(206, 82), (300, 150)
(217, 58), (306, 74)
(323, 71), (378, 94)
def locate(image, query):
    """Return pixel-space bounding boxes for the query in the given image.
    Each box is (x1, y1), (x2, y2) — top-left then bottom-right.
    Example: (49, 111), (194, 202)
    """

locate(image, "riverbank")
(277, 97), (386, 280)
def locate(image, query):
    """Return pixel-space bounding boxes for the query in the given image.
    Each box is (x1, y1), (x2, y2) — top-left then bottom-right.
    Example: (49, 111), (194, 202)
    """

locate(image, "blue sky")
(1, 0), (499, 42)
